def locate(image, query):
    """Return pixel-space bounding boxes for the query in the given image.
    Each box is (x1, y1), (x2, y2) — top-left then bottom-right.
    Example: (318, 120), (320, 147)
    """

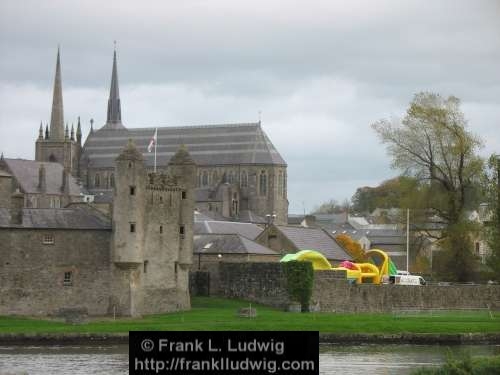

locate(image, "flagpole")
(154, 130), (157, 173)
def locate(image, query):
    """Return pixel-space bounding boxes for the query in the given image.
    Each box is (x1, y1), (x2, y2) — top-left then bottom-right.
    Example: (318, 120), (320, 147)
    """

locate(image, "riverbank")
(1, 332), (500, 346)
(0, 297), (498, 344)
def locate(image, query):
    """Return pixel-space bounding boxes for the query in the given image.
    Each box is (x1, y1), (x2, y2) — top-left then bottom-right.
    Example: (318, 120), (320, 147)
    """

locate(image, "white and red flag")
(147, 128), (157, 153)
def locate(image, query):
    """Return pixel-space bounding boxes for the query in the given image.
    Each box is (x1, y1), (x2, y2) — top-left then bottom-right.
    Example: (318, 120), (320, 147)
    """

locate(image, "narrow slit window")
(130, 223), (136, 233)
(159, 225), (163, 234)
(181, 191), (187, 200)
(179, 225), (185, 239)
(130, 186), (136, 196)
(143, 260), (148, 274)
(63, 271), (72, 286)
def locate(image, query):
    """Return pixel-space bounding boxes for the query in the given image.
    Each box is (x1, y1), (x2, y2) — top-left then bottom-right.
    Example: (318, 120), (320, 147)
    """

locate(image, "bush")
(281, 261), (314, 312)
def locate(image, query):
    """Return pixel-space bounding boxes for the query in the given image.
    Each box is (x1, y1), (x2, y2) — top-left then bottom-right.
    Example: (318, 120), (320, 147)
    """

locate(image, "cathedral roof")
(81, 122), (286, 168)
(194, 218), (264, 240)
(3, 158), (81, 196)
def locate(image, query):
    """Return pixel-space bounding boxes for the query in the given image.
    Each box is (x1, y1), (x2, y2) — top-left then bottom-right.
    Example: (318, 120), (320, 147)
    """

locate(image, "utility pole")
(406, 208), (410, 273)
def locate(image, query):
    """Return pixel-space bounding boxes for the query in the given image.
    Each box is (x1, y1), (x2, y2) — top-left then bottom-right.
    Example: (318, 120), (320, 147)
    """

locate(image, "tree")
(372, 92), (484, 281)
(484, 154), (500, 280)
(335, 234), (366, 262)
(311, 199), (348, 215)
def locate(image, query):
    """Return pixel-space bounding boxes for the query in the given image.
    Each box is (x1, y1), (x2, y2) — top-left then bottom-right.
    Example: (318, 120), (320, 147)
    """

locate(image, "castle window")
(228, 171), (234, 184)
(181, 191), (187, 200)
(175, 262), (178, 275)
(179, 225), (185, 239)
(241, 171), (248, 187)
(143, 260), (148, 274)
(94, 173), (101, 188)
(63, 271), (73, 286)
(283, 172), (287, 198)
(130, 186), (135, 196)
(128, 162), (132, 168)
(278, 171), (283, 198)
(212, 171), (218, 184)
(42, 234), (55, 245)
(130, 223), (136, 233)
(49, 154), (57, 162)
(259, 170), (267, 196)
(160, 225), (163, 234)
(109, 173), (115, 188)
(30, 196), (38, 208)
(159, 195), (163, 203)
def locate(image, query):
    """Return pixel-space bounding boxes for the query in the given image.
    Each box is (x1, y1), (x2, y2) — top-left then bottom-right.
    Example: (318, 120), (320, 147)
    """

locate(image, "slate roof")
(0, 206), (111, 229)
(81, 123), (286, 169)
(194, 233), (277, 255)
(275, 225), (352, 261)
(3, 158), (81, 196)
(194, 219), (263, 240)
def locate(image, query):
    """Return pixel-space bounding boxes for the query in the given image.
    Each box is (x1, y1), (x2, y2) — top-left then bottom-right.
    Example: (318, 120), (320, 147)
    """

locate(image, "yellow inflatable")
(280, 248), (392, 284)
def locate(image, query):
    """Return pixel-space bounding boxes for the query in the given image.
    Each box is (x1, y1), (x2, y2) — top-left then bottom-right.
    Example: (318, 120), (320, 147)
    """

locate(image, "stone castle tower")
(35, 48), (82, 176)
(110, 139), (196, 316)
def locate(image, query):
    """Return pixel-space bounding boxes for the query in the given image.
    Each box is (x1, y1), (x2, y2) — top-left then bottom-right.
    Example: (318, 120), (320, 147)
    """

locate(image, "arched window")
(278, 171), (283, 197)
(202, 171), (208, 187)
(212, 171), (218, 185)
(94, 173), (101, 188)
(30, 196), (38, 208)
(259, 170), (267, 196)
(240, 171), (248, 187)
(49, 154), (56, 162)
(109, 173), (115, 188)
(228, 171), (234, 184)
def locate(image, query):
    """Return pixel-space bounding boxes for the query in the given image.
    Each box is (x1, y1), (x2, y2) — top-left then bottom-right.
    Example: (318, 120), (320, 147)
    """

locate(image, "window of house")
(130, 186), (135, 196)
(42, 234), (55, 245)
(63, 271), (72, 286)
(130, 223), (136, 233)
(181, 191), (187, 200)
(179, 225), (185, 239)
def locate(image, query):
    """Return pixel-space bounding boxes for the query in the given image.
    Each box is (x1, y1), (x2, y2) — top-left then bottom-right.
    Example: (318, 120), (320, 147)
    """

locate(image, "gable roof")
(82, 123), (286, 169)
(3, 158), (81, 196)
(194, 233), (277, 255)
(194, 219), (263, 240)
(275, 225), (352, 261)
(0, 206), (111, 229)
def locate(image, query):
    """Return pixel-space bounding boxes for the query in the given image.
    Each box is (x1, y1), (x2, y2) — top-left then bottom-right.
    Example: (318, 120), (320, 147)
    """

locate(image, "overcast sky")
(1, 0), (499, 214)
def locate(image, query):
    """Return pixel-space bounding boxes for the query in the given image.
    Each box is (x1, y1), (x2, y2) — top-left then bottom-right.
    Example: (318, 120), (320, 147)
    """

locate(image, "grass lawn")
(0, 297), (498, 335)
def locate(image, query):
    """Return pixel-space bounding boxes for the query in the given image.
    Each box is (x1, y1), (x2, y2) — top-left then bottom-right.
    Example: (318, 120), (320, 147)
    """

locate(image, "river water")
(0, 344), (498, 374)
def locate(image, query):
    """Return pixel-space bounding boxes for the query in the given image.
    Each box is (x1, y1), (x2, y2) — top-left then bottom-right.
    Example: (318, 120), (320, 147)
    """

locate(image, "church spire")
(104, 43), (125, 129)
(49, 47), (65, 140)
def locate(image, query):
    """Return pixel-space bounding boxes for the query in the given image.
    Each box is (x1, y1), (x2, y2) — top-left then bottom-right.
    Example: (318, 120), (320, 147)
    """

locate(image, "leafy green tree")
(372, 92), (484, 281)
(311, 199), (348, 215)
(484, 154), (500, 280)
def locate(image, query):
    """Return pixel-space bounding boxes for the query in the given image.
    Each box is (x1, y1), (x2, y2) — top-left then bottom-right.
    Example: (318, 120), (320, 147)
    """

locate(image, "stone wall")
(216, 262), (500, 312)
(0, 228), (111, 316)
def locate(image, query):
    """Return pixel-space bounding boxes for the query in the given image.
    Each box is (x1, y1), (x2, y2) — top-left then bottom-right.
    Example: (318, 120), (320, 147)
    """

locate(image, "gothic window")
(54, 197), (60, 208)
(49, 154), (56, 162)
(202, 171), (208, 187)
(278, 171), (283, 198)
(212, 171), (218, 185)
(94, 173), (101, 188)
(228, 171), (234, 184)
(50, 197), (55, 208)
(197, 173), (201, 188)
(259, 170), (267, 196)
(109, 173), (115, 188)
(30, 196), (38, 208)
(283, 172), (287, 198)
(241, 171), (248, 187)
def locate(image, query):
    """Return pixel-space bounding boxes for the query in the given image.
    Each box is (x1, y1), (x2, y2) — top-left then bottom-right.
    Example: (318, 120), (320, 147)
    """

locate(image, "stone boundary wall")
(217, 263), (500, 312)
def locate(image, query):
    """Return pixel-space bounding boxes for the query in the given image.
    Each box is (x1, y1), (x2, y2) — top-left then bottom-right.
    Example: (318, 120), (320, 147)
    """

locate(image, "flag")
(147, 128), (157, 153)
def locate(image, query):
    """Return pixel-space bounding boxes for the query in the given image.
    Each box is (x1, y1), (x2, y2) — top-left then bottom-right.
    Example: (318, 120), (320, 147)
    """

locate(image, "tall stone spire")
(49, 47), (65, 140)
(104, 45), (125, 129)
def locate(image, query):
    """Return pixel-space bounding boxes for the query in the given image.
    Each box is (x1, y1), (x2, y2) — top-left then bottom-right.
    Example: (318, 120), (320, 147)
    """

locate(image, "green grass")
(0, 297), (498, 335)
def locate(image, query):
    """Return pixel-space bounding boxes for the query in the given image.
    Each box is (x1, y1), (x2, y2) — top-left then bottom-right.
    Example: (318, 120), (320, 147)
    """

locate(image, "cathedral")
(35, 48), (289, 224)
(0, 47), (288, 317)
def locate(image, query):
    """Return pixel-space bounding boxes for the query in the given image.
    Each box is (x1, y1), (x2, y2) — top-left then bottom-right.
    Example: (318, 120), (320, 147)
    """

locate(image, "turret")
(168, 144), (197, 267)
(76, 117), (82, 145)
(112, 139), (146, 267)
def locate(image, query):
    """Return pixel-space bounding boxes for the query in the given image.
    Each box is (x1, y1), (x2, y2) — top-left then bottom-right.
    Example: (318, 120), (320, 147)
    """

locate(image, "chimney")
(10, 189), (24, 225)
(38, 164), (46, 192)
